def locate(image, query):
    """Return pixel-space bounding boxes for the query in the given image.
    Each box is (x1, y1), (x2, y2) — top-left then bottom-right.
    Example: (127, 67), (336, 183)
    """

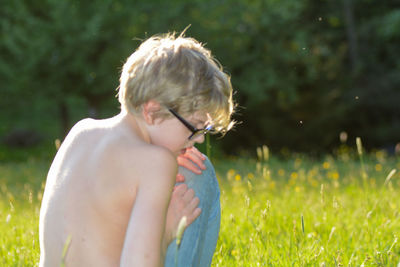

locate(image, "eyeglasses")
(168, 108), (213, 140)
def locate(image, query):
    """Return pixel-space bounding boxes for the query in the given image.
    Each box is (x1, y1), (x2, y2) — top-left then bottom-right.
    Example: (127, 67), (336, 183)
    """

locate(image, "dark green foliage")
(0, 0), (399, 153)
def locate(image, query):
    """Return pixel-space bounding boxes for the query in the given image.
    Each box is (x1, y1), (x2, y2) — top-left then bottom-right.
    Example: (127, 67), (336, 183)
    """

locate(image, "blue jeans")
(165, 157), (221, 267)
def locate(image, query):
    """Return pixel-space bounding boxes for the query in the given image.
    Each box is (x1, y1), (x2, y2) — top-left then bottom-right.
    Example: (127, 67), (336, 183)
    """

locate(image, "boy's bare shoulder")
(61, 118), (97, 145)
(64, 117), (178, 186)
(68, 117), (119, 137)
(118, 143), (178, 185)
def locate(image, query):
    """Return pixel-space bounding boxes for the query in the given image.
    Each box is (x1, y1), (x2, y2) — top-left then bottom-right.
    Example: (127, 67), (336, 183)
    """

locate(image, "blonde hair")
(118, 33), (235, 133)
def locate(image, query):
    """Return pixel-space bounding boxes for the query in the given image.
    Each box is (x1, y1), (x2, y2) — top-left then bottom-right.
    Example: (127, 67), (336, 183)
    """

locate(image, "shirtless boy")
(39, 33), (234, 266)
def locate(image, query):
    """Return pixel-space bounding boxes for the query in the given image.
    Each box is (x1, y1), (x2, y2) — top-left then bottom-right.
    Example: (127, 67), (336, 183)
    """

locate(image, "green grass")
(0, 159), (47, 266)
(1, 145), (400, 266)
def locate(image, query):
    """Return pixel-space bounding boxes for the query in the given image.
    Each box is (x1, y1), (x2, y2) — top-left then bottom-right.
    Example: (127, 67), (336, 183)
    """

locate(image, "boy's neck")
(119, 110), (151, 144)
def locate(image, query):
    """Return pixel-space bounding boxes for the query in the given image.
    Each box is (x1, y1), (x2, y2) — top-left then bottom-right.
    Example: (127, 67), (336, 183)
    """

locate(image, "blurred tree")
(1, 0), (399, 152)
(196, 0), (352, 153)
(341, 1), (400, 149)
(1, 0), (143, 137)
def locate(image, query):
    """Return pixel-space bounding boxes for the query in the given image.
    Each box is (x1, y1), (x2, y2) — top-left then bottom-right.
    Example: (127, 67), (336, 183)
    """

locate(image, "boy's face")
(150, 110), (209, 156)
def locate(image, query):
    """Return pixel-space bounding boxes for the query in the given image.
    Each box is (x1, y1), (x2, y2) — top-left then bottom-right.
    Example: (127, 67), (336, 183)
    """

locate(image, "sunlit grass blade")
(175, 216), (187, 267)
(60, 235), (72, 267)
(356, 137), (368, 181)
(384, 169), (397, 187)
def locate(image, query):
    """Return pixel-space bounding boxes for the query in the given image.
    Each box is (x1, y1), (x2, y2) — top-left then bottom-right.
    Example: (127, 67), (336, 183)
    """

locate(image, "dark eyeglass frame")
(168, 108), (213, 140)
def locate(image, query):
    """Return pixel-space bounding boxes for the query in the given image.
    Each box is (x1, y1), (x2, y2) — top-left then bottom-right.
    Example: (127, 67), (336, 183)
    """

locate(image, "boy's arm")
(120, 148), (177, 267)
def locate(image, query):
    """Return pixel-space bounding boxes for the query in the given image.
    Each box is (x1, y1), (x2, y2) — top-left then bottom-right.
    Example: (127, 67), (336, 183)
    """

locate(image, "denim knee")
(177, 156), (220, 209)
(167, 157), (221, 267)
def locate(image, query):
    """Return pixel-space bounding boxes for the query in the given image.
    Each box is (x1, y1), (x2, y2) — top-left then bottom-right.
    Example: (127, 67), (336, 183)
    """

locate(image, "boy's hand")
(164, 184), (201, 244)
(176, 147), (207, 182)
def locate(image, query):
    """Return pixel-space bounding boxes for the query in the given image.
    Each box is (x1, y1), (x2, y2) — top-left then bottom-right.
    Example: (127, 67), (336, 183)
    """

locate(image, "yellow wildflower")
(375, 164), (382, 172)
(235, 174), (241, 181)
(323, 162), (330, 169)
(231, 249), (238, 256)
(331, 172), (339, 180)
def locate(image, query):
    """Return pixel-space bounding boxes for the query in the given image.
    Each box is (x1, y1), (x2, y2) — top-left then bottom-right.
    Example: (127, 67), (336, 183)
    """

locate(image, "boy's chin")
(171, 148), (187, 157)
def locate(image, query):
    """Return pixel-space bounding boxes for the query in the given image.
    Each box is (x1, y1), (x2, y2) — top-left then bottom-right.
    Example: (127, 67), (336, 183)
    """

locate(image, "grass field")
(1, 143), (399, 266)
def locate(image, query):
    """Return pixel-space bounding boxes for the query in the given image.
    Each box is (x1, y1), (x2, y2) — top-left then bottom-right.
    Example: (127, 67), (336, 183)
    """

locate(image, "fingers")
(172, 185), (201, 222)
(175, 173), (185, 183)
(182, 189), (201, 226)
(177, 146), (206, 174)
(186, 195), (199, 211)
(170, 183), (202, 230)
(166, 183), (202, 241)
(187, 147), (206, 161)
(184, 148), (206, 170)
(177, 157), (202, 174)
(173, 183), (188, 194)
(182, 188), (195, 202)
(186, 207), (202, 227)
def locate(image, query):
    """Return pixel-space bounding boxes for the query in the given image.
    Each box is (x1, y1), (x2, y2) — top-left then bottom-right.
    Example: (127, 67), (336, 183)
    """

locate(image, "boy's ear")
(142, 100), (161, 124)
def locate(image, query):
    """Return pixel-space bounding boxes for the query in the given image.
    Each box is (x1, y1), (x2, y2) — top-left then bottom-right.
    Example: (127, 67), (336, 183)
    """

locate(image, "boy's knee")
(178, 156), (219, 200)
(203, 156), (215, 174)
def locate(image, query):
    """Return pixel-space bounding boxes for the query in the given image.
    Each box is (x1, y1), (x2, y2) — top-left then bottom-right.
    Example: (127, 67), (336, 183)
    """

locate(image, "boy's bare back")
(39, 114), (177, 266)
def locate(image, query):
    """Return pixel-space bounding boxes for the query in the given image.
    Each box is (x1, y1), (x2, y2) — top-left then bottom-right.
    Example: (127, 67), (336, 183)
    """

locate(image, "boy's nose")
(192, 134), (205, 144)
